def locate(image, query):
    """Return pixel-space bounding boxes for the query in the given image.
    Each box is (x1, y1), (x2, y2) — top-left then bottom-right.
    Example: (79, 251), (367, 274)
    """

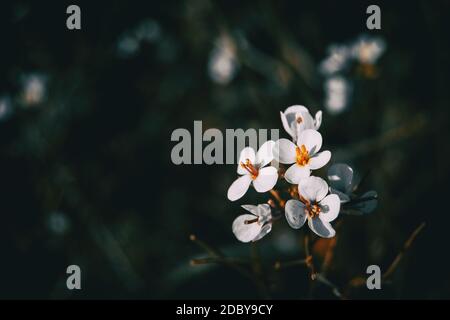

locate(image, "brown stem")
(382, 222), (426, 280)
(274, 258), (307, 271)
(269, 189), (285, 208)
(304, 234), (317, 280)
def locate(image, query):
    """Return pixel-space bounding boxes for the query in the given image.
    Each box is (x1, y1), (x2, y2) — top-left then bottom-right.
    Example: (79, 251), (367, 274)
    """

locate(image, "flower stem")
(269, 189), (285, 208)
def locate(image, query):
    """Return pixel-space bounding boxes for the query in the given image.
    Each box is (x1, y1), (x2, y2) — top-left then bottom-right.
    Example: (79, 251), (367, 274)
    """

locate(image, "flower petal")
(284, 164), (310, 184)
(232, 214), (262, 242)
(256, 204), (272, 223)
(227, 175), (252, 201)
(308, 217), (336, 238)
(253, 167), (278, 192)
(241, 204), (258, 215)
(319, 194), (341, 222)
(280, 111), (295, 139)
(274, 139), (296, 164)
(330, 187), (351, 203)
(314, 110), (322, 130)
(327, 163), (353, 194)
(354, 190), (378, 214)
(253, 223), (272, 241)
(295, 110), (315, 133)
(256, 140), (275, 167)
(237, 147), (256, 175)
(309, 150), (331, 170)
(284, 105), (309, 115)
(285, 199), (307, 229)
(297, 129), (322, 155)
(298, 176), (329, 202)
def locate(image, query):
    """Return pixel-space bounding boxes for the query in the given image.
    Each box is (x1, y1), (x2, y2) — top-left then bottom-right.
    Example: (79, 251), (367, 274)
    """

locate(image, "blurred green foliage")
(0, 0), (449, 299)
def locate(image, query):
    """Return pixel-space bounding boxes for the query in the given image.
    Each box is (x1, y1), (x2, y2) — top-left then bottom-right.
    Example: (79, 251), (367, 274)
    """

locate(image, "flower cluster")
(227, 105), (377, 242)
(319, 34), (386, 114)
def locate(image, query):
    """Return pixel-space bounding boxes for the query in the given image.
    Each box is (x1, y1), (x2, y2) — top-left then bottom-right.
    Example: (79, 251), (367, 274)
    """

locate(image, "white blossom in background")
(319, 44), (351, 76)
(208, 34), (239, 85)
(21, 74), (47, 106)
(327, 163), (378, 214)
(134, 19), (161, 43)
(274, 129), (331, 184)
(117, 19), (161, 58)
(47, 211), (70, 235)
(280, 105), (322, 142)
(117, 34), (141, 57)
(285, 176), (340, 238)
(351, 35), (386, 65)
(232, 204), (272, 242)
(0, 96), (12, 121)
(227, 141), (278, 201)
(324, 76), (351, 115)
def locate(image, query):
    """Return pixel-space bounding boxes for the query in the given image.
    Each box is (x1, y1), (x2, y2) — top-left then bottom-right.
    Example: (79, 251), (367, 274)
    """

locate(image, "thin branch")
(382, 222), (426, 280)
(315, 273), (343, 299)
(344, 222), (426, 296)
(269, 189), (285, 208)
(304, 234), (317, 280)
(274, 258), (307, 271)
(190, 257), (249, 266)
(189, 234), (268, 298)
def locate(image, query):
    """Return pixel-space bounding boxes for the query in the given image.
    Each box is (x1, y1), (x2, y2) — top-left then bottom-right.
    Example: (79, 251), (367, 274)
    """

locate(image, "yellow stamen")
(299, 195), (321, 218)
(296, 145), (310, 166)
(244, 217), (259, 225)
(240, 159), (259, 179)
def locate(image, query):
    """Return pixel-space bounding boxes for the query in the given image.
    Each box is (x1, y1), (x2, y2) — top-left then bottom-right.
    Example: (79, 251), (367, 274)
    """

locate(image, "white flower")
(232, 204), (272, 242)
(319, 44), (351, 76)
(227, 141), (278, 201)
(208, 34), (239, 85)
(0, 96), (12, 121)
(351, 35), (386, 65)
(21, 74), (47, 106)
(285, 176), (340, 238)
(280, 105), (322, 142)
(327, 163), (377, 214)
(324, 76), (351, 115)
(274, 129), (331, 184)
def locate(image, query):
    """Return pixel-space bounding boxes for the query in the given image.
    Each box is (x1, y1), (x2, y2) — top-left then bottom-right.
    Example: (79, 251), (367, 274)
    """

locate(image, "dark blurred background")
(0, 0), (449, 299)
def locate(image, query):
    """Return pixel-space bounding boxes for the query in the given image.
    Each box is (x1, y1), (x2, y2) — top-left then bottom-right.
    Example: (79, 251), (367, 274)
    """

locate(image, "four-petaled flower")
(274, 129), (331, 184)
(327, 163), (378, 214)
(227, 141), (278, 201)
(285, 176), (340, 238)
(280, 105), (322, 142)
(232, 204), (272, 242)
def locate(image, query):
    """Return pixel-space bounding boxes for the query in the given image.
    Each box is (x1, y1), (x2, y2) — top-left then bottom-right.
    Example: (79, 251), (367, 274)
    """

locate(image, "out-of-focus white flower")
(21, 74), (47, 106)
(117, 19), (161, 58)
(0, 96), (13, 121)
(285, 176), (340, 238)
(232, 204), (272, 242)
(274, 130), (331, 184)
(47, 211), (70, 235)
(351, 35), (386, 65)
(135, 19), (161, 43)
(117, 34), (140, 57)
(280, 105), (322, 142)
(227, 141), (278, 201)
(324, 76), (351, 115)
(208, 34), (239, 85)
(319, 44), (351, 76)
(327, 163), (377, 214)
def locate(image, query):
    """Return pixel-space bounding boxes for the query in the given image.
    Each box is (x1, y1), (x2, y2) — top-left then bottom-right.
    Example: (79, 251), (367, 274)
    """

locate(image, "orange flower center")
(299, 195), (321, 218)
(296, 145), (310, 166)
(240, 159), (259, 179)
(296, 116), (303, 124)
